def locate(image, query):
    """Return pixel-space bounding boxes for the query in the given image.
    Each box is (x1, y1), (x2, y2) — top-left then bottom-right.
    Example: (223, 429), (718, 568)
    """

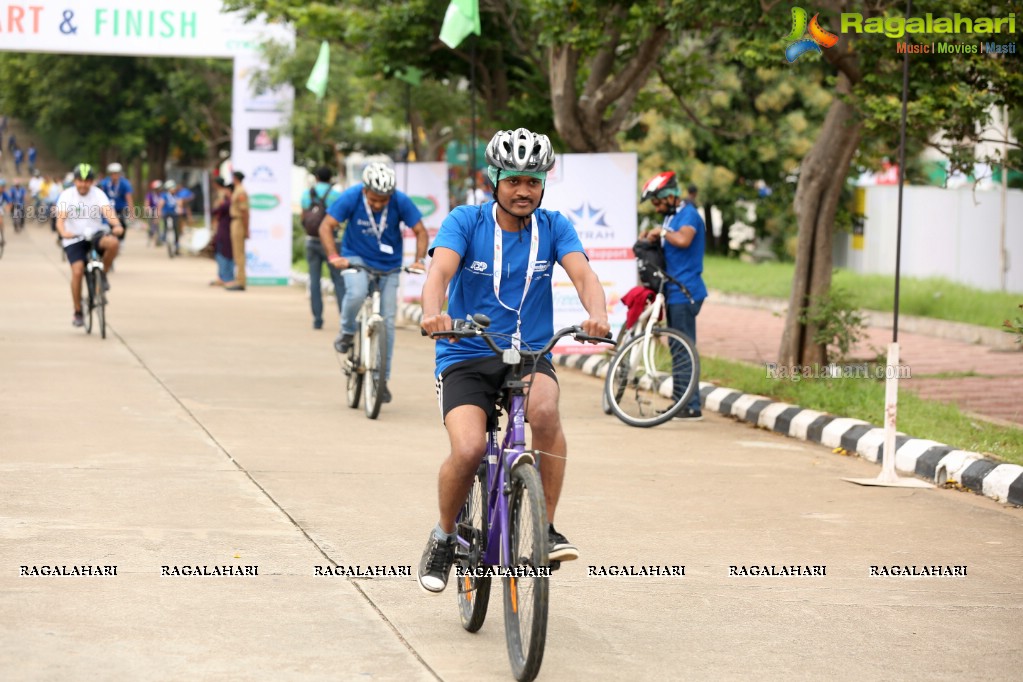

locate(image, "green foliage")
(1004, 304), (1023, 346)
(797, 287), (867, 363)
(0, 53), (231, 168)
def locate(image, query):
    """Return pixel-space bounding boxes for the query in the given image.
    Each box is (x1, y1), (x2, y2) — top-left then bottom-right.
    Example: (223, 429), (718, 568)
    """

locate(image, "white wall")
(835, 185), (1023, 293)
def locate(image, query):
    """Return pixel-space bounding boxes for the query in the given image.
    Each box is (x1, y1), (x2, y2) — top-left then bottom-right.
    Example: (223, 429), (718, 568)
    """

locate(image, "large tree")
(738, 0), (1023, 367)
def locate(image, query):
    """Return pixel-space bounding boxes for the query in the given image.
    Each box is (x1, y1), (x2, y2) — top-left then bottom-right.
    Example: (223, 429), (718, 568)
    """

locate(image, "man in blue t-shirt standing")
(322, 162), (428, 399)
(639, 170), (708, 420)
(98, 162), (135, 241)
(302, 166), (345, 330)
(415, 128), (610, 594)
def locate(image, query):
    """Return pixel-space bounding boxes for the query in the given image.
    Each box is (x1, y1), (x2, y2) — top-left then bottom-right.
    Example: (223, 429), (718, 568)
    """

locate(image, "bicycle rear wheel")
(344, 323), (363, 409)
(604, 326), (699, 427)
(94, 269), (107, 339)
(363, 319), (387, 419)
(0, 235), (5, 259)
(456, 460), (491, 632)
(502, 464), (549, 682)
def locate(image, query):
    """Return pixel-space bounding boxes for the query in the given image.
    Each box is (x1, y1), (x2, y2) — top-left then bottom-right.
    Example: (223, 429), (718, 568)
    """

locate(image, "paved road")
(2, 224), (1022, 680)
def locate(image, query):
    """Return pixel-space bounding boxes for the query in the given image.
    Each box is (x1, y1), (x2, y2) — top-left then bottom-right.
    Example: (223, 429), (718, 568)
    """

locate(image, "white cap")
(107, 162), (123, 173)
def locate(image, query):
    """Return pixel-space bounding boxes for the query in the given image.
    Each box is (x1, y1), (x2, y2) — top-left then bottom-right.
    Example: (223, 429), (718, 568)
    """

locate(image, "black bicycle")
(11, 203), (25, 233)
(81, 236), (109, 339)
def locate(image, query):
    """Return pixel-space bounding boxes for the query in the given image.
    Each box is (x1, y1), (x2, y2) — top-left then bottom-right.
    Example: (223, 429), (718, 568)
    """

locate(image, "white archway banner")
(1, 0), (294, 284)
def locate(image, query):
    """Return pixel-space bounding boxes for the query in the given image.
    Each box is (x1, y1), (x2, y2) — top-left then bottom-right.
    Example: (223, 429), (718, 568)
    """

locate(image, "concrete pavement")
(2, 223), (1022, 680)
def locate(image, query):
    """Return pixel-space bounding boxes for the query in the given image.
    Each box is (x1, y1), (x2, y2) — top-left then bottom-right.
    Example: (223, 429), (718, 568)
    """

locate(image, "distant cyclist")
(55, 164), (124, 327)
(417, 128), (610, 592)
(159, 180), (181, 255)
(0, 179), (8, 244)
(145, 180), (162, 245)
(98, 162), (135, 239)
(322, 162), (429, 402)
(8, 178), (26, 230)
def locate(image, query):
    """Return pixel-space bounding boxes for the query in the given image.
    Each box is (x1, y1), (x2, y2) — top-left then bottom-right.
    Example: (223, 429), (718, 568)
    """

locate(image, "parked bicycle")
(602, 266), (700, 427)
(428, 314), (613, 682)
(337, 263), (413, 420)
(81, 236), (109, 339)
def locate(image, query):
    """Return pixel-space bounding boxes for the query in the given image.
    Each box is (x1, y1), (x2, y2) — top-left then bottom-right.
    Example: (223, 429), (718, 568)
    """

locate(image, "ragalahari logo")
(785, 7), (839, 62)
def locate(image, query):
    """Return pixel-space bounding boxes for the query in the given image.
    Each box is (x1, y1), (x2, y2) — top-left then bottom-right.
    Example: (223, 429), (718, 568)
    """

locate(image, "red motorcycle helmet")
(640, 171), (680, 202)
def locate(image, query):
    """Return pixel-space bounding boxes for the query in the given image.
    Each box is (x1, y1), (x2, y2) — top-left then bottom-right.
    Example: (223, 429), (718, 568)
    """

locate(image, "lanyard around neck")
(491, 203), (539, 349)
(361, 193), (389, 242)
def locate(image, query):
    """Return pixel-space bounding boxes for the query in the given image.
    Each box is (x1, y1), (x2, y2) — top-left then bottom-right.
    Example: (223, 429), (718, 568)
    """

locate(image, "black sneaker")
(381, 385), (392, 403)
(72, 312), (84, 328)
(675, 408), (703, 421)
(548, 524), (578, 562)
(418, 530), (455, 593)
(333, 333), (354, 354)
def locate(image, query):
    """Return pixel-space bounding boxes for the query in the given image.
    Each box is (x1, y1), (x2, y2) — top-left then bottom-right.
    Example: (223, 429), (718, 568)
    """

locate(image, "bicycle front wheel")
(363, 319), (387, 420)
(83, 274), (94, 335)
(93, 269), (107, 339)
(502, 464), (549, 682)
(604, 326), (699, 427)
(344, 324), (363, 409)
(456, 460), (491, 632)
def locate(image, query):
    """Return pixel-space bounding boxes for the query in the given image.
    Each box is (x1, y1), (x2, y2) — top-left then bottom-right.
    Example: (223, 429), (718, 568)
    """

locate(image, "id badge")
(379, 243), (394, 255)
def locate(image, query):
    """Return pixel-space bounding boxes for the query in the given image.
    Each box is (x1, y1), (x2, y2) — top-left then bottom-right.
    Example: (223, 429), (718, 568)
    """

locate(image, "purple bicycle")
(429, 314), (613, 681)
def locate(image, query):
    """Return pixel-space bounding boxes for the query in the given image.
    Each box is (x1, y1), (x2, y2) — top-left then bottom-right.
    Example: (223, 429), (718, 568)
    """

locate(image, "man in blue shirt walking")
(321, 162), (428, 401)
(302, 166), (345, 330)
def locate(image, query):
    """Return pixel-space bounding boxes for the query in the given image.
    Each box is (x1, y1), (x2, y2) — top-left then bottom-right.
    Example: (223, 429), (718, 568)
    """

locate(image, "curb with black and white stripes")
(400, 303), (1023, 507)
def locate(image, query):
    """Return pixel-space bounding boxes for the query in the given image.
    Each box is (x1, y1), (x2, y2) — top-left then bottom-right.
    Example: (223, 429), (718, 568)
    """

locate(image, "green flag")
(395, 67), (424, 87)
(306, 41), (330, 100)
(439, 0), (480, 49)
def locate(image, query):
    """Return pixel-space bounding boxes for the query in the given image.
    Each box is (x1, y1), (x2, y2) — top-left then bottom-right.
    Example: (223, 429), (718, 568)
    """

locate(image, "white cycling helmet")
(107, 162), (123, 174)
(361, 162), (396, 195)
(484, 128), (555, 174)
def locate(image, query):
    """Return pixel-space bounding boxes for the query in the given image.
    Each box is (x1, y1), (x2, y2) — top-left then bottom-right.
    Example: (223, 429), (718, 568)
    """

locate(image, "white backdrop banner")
(542, 153), (637, 354)
(230, 53), (294, 285)
(395, 162), (451, 301)
(1, 0), (295, 284)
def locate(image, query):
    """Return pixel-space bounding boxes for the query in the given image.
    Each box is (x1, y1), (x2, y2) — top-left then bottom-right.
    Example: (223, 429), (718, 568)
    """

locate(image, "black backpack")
(633, 238), (666, 290)
(301, 187), (328, 237)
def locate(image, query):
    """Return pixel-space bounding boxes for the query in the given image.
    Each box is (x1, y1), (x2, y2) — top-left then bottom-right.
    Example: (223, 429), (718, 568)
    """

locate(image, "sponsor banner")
(543, 153), (637, 354)
(394, 162), (450, 302)
(231, 53), (294, 284)
(0, 0), (286, 58)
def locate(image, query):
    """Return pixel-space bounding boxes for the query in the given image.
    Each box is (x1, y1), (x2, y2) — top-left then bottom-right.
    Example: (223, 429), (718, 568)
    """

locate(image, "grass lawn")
(701, 355), (1023, 467)
(703, 255), (1023, 332)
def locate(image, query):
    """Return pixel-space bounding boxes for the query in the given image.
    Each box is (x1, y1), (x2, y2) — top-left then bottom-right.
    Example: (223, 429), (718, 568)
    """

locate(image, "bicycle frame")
(356, 279), (384, 366)
(472, 391), (534, 568)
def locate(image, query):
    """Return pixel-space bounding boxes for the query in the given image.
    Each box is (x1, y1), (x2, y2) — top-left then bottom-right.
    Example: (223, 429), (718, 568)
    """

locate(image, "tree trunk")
(778, 72), (862, 368)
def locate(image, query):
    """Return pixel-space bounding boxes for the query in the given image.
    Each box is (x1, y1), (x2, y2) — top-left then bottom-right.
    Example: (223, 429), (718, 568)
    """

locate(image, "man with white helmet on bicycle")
(98, 162), (134, 240)
(322, 161), (429, 402)
(56, 163), (125, 327)
(417, 128), (610, 593)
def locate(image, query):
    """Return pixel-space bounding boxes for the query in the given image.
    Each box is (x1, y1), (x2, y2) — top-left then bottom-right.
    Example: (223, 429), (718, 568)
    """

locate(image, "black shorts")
(435, 354), (557, 424)
(64, 234), (107, 264)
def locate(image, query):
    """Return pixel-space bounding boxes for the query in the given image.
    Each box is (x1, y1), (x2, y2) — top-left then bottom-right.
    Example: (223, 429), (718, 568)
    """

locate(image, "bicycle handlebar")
(340, 263), (423, 278)
(424, 313), (615, 358)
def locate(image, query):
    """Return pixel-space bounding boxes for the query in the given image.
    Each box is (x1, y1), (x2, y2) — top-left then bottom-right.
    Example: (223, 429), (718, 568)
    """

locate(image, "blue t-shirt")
(663, 202), (707, 304)
(0, 190), (8, 207)
(329, 184), (422, 270)
(300, 182), (342, 211)
(429, 202), (586, 376)
(8, 186), (26, 206)
(161, 191), (179, 216)
(99, 177), (134, 211)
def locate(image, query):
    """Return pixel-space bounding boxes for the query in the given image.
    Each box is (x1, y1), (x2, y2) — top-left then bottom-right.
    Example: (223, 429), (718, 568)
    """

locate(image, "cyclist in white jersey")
(55, 164), (124, 327)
